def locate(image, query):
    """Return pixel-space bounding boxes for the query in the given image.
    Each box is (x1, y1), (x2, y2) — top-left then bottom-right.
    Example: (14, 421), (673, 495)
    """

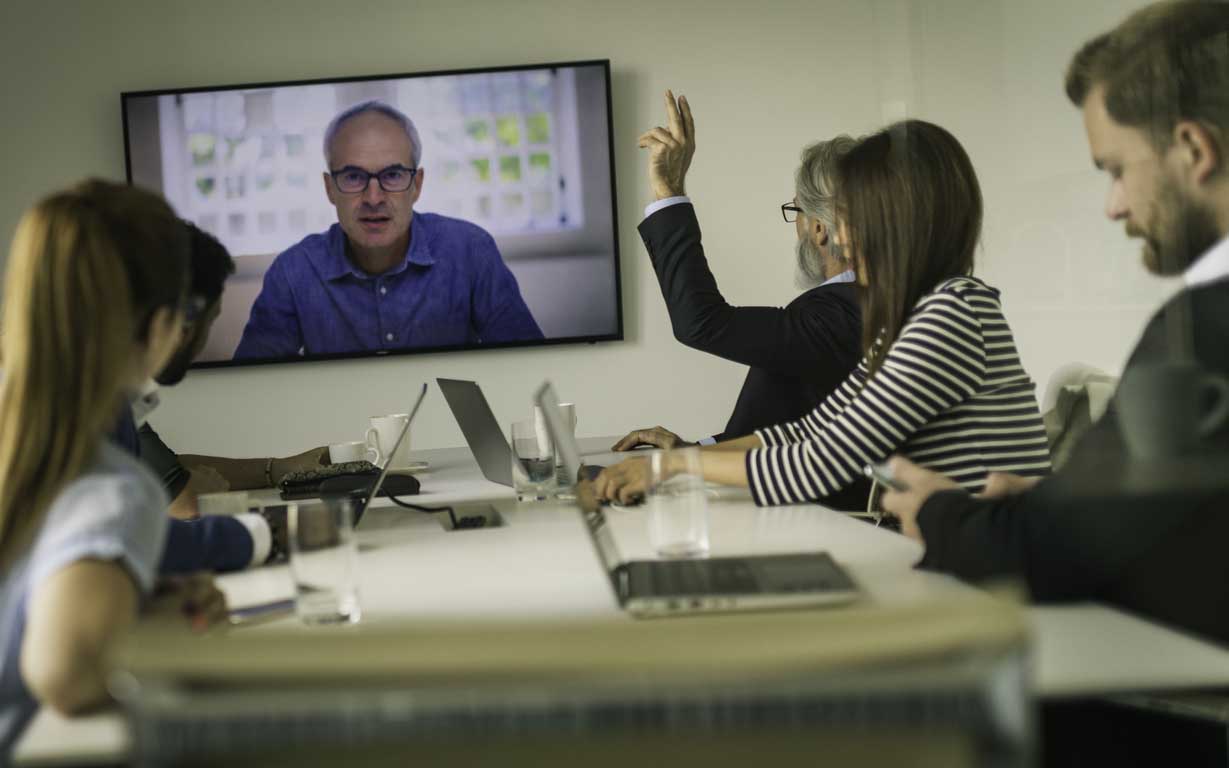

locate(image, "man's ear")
(409, 167), (425, 206)
(1173, 120), (1222, 185)
(810, 218), (829, 248)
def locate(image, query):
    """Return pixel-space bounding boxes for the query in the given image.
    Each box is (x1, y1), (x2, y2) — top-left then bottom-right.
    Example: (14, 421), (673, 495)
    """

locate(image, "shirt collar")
(323, 212), (435, 282)
(130, 379), (161, 427)
(1184, 234), (1229, 289)
(819, 269), (857, 287)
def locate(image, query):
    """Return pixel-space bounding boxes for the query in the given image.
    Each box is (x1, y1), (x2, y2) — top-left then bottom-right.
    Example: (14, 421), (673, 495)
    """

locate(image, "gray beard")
(794, 236), (828, 290)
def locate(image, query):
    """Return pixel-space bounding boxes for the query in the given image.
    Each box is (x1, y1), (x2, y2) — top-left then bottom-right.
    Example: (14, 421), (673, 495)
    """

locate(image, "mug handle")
(365, 427), (384, 468)
(1198, 374), (1229, 438)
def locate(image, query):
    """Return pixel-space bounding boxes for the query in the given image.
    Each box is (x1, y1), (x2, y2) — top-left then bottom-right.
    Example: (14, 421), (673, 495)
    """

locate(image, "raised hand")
(638, 89), (695, 200)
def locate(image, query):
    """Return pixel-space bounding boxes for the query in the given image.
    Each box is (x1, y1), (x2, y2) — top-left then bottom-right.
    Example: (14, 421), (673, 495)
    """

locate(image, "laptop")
(437, 378), (513, 486)
(437, 378), (602, 487)
(534, 380), (862, 618)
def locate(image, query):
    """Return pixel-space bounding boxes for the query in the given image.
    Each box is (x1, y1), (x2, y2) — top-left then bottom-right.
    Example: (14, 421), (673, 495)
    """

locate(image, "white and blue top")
(0, 442), (168, 754)
(747, 276), (1052, 505)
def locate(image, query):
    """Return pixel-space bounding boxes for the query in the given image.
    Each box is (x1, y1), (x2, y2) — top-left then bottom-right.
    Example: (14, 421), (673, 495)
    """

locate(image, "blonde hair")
(0, 180), (188, 566)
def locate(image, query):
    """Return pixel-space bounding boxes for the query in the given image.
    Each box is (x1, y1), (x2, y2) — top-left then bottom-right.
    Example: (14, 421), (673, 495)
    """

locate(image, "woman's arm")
(20, 560), (138, 714)
(745, 291), (987, 505)
(704, 434), (763, 452)
(21, 562), (228, 715)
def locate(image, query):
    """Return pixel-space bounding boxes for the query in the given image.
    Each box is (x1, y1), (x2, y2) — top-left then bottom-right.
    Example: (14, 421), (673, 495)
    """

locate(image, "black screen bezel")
(120, 58), (623, 371)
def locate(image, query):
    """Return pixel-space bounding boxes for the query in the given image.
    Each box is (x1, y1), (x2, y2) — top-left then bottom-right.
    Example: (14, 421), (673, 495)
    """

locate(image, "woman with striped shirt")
(596, 119), (1051, 506)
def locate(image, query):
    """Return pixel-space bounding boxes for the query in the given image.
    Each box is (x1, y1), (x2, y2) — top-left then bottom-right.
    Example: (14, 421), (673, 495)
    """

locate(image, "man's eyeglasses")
(781, 202), (804, 223)
(329, 164), (418, 194)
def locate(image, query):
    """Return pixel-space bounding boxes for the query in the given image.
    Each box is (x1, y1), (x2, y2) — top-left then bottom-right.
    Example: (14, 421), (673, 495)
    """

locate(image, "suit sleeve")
(159, 517), (256, 574)
(638, 202), (856, 372)
(915, 417), (1208, 603)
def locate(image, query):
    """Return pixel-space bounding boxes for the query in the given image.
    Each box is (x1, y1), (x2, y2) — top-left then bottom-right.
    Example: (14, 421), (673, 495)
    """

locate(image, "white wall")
(0, 0), (1165, 457)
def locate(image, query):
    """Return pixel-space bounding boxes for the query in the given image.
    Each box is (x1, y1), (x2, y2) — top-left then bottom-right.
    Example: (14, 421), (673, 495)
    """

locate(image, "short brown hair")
(835, 120), (982, 376)
(1066, 0), (1229, 149)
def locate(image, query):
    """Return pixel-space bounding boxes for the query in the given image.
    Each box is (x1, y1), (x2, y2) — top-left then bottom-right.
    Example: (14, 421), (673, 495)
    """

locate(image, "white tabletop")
(15, 438), (1229, 764)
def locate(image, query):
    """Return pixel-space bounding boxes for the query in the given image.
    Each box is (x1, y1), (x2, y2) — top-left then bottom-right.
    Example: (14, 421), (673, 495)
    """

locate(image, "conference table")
(15, 438), (1229, 765)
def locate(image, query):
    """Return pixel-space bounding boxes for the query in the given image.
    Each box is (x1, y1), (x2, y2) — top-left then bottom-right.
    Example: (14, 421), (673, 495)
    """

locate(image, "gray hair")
(323, 100), (423, 169)
(794, 135), (856, 233)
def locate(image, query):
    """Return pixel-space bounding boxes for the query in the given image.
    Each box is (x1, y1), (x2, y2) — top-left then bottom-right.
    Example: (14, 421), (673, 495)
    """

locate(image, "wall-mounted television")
(122, 59), (621, 368)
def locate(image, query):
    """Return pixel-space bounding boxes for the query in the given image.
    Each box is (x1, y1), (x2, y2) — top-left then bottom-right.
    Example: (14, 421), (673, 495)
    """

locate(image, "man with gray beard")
(613, 92), (866, 509)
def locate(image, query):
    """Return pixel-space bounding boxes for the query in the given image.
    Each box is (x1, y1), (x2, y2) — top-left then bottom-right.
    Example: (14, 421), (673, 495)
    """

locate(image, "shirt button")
(386, 333), (394, 342)
(380, 286), (387, 295)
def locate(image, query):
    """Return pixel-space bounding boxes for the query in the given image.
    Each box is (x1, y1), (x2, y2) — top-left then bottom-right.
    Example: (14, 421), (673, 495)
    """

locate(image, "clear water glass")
(511, 418), (558, 501)
(646, 446), (710, 558)
(288, 498), (361, 625)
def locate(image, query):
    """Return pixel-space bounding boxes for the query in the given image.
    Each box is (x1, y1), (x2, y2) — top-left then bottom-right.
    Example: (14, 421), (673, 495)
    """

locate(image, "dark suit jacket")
(917, 276), (1229, 644)
(638, 202), (869, 510)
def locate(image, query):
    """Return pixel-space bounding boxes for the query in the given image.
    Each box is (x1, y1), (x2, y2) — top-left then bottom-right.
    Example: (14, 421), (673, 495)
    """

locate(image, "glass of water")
(511, 418), (558, 501)
(288, 497), (361, 625)
(646, 446), (710, 558)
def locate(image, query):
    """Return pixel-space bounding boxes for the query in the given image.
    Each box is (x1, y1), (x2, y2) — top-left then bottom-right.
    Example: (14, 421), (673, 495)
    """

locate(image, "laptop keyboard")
(648, 559), (758, 596)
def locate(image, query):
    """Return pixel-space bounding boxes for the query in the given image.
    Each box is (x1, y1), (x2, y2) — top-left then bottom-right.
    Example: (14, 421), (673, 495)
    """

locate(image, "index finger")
(679, 94), (694, 143)
(612, 431), (640, 451)
(665, 89), (684, 140)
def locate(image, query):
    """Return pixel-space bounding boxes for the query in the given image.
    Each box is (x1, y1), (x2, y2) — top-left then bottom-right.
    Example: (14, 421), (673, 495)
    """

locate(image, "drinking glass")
(646, 446), (710, 558)
(511, 418), (558, 501)
(288, 497), (361, 624)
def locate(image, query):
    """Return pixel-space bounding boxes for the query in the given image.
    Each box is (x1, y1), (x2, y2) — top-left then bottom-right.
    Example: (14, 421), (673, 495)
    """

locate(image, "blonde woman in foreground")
(0, 180), (226, 755)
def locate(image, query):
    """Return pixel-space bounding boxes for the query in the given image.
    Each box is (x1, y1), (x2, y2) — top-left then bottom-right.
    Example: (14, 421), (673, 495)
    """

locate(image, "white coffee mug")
(329, 440), (377, 464)
(365, 413), (413, 469)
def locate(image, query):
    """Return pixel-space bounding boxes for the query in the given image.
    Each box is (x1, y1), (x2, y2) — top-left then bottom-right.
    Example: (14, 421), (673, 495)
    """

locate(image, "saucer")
(386, 460), (430, 474)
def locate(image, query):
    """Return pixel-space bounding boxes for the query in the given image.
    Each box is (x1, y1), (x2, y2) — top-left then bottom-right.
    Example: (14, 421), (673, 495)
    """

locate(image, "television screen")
(122, 60), (621, 367)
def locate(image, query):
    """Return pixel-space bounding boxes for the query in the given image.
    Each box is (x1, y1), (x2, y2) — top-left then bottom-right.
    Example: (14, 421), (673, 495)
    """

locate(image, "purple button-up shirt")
(233, 213), (543, 360)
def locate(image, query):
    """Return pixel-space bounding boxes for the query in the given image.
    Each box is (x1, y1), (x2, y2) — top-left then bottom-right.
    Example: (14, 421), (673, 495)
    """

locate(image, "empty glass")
(510, 418), (558, 501)
(288, 497), (361, 625)
(646, 446), (710, 558)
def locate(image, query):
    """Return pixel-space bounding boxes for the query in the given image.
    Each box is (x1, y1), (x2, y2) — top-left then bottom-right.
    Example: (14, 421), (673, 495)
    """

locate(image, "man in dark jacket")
(883, 0), (1229, 646)
(614, 92), (866, 507)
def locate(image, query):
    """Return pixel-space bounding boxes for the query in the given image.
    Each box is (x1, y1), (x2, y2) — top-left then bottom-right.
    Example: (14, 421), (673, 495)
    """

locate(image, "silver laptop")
(534, 381), (862, 618)
(437, 378), (512, 486)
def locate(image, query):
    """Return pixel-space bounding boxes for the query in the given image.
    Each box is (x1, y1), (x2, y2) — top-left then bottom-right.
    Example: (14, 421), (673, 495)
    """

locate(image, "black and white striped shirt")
(746, 276), (1051, 506)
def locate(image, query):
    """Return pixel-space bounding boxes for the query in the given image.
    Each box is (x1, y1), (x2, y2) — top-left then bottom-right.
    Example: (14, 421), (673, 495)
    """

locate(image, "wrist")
(269, 457), (291, 486)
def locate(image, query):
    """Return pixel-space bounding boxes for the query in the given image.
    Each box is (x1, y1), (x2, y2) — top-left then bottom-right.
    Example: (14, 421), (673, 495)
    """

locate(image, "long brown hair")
(0, 180), (188, 566)
(835, 120), (982, 376)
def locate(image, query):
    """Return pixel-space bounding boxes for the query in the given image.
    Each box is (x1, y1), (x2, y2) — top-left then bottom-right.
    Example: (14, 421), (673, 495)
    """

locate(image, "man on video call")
(233, 100), (543, 360)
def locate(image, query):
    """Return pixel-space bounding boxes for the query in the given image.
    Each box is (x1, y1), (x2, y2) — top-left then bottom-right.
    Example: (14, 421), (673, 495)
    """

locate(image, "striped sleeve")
(746, 290), (987, 505)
